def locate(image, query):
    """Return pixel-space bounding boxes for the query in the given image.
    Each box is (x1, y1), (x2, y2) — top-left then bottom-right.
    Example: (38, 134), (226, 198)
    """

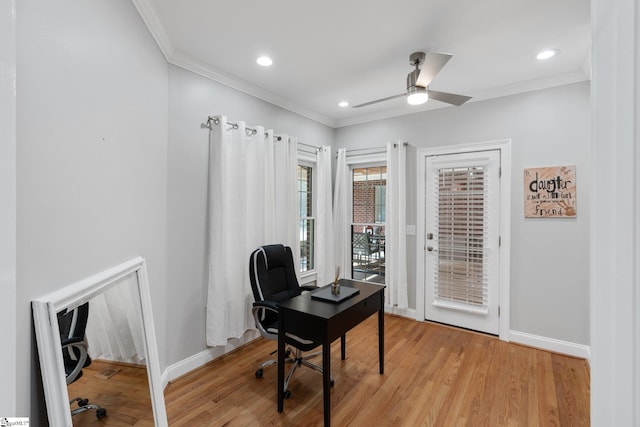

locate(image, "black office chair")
(249, 244), (332, 398)
(57, 302), (107, 419)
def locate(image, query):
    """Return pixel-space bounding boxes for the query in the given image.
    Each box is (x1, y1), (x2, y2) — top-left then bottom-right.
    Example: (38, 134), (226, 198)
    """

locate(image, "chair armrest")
(61, 339), (88, 385)
(252, 300), (279, 340)
(61, 336), (85, 347)
(253, 300), (278, 311)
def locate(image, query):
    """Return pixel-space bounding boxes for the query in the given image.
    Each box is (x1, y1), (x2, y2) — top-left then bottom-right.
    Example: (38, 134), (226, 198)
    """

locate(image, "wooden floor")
(164, 315), (590, 426)
(67, 359), (154, 426)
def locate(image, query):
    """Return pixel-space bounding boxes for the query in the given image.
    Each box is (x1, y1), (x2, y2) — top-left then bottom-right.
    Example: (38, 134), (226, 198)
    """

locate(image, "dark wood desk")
(277, 279), (385, 427)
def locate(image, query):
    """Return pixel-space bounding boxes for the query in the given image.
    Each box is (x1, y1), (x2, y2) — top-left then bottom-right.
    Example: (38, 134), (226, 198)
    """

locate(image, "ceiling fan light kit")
(352, 51), (472, 109)
(407, 86), (428, 105)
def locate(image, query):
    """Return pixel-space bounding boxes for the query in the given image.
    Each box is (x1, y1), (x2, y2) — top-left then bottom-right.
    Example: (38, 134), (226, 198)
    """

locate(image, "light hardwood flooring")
(67, 359), (154, 426)
(164, 315), (590, 426)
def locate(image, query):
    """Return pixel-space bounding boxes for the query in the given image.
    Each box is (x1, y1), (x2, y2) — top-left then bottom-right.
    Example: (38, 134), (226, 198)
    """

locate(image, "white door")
(424, 150), (501, 334)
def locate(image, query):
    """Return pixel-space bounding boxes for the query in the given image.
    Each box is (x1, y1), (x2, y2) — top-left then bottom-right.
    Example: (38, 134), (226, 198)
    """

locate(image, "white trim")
(130, 0), (174, 60)
(161, 330), (260, 388)
(345, 151), (387, 166)
(384, 305), (416, 320)
(510, 330), (591, 360)
(590, 0), (640, 424)
(416, 139), (511, 342)
(432, 301), (489, 315)
(0, 0), (16, 416)
(298, 151), (316, 164)
(299, 270), (317, 286)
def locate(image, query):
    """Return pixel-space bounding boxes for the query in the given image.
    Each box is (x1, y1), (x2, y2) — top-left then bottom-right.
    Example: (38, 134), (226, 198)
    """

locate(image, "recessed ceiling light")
(338, 101), (349, 108)
(256, 56), (273, 67)
(536, 49), (560, 60)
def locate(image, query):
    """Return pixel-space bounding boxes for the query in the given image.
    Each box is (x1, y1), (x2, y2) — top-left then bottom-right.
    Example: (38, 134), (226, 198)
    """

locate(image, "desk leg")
(378, 302), (384, 375)
(278, 315), (285, 412)
(341, 334), (346, 360)
(323, 340), (331, 427)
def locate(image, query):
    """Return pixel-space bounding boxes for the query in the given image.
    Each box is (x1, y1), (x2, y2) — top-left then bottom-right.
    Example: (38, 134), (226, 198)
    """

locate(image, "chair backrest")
(57, 302), (90, 383)
(249, 244), (301, 303)
(352, 232), (371, 255)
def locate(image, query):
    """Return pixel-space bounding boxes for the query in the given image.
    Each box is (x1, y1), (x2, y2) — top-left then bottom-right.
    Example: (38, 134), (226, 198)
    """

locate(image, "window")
(298, 164), (314, 272)
(351, 166), (386, 283)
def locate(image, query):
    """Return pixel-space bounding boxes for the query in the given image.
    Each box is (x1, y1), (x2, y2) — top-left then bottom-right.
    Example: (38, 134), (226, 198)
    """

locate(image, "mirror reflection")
(59, 275), (154, 426)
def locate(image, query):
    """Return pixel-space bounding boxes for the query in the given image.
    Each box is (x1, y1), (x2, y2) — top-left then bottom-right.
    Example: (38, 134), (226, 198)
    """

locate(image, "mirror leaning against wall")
(32, 257), (168, 426)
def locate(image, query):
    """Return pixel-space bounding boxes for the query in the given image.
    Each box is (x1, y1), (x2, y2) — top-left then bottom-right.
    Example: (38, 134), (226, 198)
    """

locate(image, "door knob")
(427, 246), (434, 252)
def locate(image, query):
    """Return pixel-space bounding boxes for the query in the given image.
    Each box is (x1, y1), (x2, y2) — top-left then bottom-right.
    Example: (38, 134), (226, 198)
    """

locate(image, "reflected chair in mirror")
(249, 244), (333, 398)
(57, 302), (107, 419)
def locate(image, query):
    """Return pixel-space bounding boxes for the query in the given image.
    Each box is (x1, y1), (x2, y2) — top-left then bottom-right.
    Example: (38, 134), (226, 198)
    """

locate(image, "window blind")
(432, 166), (488, 309)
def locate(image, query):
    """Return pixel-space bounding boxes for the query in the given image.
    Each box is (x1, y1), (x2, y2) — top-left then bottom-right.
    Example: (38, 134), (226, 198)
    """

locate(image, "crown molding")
(131, 0), (336, 128)
(168, 50), (337, 128)
(131, 0), (175, 60)
(132, 0), (589, 130)
(335, 70), (590, 128)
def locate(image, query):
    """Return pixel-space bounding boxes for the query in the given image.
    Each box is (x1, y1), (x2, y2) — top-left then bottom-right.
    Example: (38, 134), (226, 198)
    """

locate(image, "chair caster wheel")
(284, 390), (292, 399)
(78, 398), (89, 407)
(255, 368), (264, 379)
(96, 408), (107, 419)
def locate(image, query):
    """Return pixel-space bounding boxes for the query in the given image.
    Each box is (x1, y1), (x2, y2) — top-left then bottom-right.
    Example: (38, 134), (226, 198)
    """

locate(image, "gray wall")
(0, 0), (17, 415)
(165, 65), (335, 367)
(336, 81), (591, 345)
(16, 0), (169, 422)
(13, 0), (591, 421)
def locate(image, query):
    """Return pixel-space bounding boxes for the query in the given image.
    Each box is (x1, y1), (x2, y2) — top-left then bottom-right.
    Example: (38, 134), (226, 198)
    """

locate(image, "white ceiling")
(134, 0), (591, 128)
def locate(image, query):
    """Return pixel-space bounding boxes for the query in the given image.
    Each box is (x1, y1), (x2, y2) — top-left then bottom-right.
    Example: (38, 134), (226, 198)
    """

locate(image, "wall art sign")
(524, 165), (576, 218)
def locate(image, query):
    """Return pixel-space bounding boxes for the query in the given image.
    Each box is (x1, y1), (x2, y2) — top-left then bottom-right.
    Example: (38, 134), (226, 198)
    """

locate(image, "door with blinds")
(424, 150), (500, 335)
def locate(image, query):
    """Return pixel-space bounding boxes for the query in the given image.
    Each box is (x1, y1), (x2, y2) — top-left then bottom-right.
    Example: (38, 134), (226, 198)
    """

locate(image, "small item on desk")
(331, 282), (340, 295)
(331, 267), (341, 295)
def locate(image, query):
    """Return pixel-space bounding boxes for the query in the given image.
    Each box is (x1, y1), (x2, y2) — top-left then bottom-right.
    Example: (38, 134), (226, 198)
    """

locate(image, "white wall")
(336, 82), (591, 346)
(16, 0), (168, 422)
(0, 0), (17, 416)
(165, 65), (334, 367)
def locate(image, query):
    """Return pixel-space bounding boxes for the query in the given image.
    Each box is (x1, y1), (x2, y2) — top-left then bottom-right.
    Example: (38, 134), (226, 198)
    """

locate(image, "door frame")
(416, 139), (511, 341)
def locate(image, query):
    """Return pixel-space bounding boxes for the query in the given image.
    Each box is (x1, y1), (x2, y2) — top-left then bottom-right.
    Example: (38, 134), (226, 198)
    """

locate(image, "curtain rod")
(204, 116), (321, 152)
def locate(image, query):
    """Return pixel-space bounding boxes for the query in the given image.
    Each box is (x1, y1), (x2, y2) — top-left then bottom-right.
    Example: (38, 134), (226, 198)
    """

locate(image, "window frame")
(297, 157), (317, 284)
(347, 154), (387, 282)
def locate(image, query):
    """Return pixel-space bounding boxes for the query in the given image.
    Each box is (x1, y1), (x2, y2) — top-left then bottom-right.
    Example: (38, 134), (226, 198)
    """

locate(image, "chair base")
(255, 346), (333, 398)
(70, 397), (107, 419)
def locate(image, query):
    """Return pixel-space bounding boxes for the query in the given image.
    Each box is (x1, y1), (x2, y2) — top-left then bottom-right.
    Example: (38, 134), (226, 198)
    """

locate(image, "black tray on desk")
(311, 285), (360, 303)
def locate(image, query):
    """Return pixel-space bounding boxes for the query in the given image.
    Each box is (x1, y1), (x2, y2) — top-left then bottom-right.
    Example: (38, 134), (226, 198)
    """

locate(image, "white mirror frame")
(32, 257), (168, 427)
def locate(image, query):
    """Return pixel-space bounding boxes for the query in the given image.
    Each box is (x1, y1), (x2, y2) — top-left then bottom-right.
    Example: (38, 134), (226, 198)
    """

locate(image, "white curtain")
(85, 274), (146, 364)
(206, 116), (298, 347)
(332, 148), (350, 279)
(314, 146), (335, 286)
(385, 142), (408, 308)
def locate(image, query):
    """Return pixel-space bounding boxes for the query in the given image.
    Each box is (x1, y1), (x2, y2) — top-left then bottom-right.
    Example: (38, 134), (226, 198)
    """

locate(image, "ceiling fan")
(352, 51), (472, 108)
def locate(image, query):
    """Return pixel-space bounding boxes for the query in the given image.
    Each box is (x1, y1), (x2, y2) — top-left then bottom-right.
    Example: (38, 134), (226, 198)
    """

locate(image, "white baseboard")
(509, 330), (591, 360)
(385, 305), (416, 319)
(161, 329), (260, 389)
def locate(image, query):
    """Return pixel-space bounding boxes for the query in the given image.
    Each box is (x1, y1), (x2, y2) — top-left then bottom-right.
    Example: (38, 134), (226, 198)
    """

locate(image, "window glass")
(351, 166), (386, 283)
(298, 165), (314, 272)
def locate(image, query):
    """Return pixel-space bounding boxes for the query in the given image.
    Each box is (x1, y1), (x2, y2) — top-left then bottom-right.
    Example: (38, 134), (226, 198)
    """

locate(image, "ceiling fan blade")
(352, 93), (406, 108)
(427, 90), (472, 106)
(415, 52), (453, 87)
